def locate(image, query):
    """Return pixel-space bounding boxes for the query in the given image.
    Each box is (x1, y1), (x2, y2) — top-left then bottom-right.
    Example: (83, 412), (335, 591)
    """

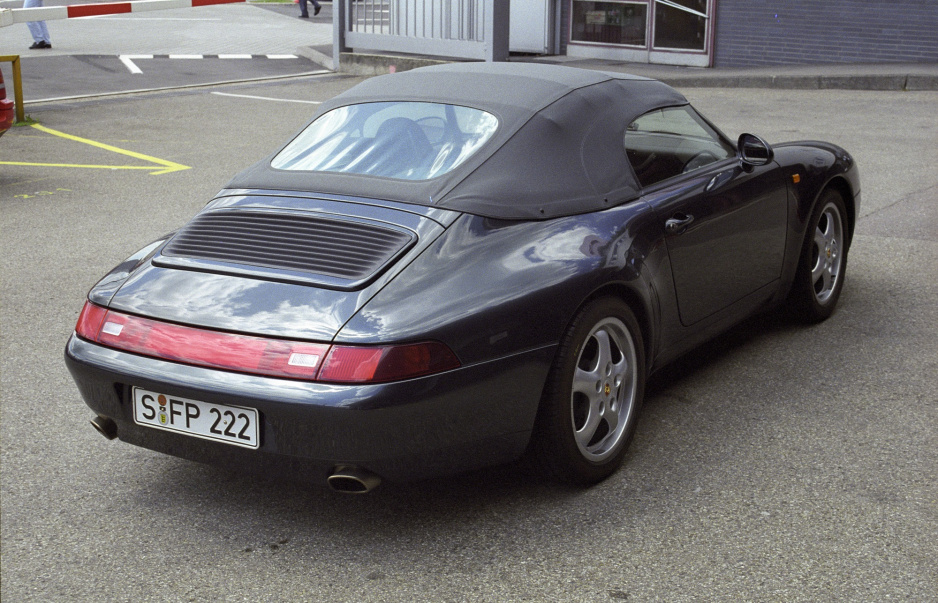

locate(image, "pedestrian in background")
(24, 0), (52, 49)
(299, 0), (321, 18)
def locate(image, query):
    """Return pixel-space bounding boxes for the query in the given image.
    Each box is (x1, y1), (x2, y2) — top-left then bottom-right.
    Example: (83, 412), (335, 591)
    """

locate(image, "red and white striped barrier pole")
(2, 0), (245, 25)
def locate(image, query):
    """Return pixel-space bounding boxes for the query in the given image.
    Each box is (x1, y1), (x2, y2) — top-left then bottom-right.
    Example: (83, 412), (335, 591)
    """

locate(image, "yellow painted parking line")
(0, 124), (191, 175)
(2, 162), (168, 170)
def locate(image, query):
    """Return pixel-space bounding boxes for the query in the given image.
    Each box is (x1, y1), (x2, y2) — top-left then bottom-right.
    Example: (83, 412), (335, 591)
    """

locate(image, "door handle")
(665, 213), (694, 235)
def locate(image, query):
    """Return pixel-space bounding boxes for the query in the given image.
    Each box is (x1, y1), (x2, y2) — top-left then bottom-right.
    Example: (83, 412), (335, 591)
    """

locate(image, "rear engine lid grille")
(154, 209), (416, 289)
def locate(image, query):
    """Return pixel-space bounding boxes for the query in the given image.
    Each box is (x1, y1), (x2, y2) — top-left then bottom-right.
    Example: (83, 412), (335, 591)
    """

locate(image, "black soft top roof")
(226, 62), (688, 220)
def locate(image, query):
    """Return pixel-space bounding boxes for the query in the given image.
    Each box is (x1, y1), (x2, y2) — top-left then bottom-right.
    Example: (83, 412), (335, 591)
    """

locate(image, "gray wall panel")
(713, 0), (938, 67)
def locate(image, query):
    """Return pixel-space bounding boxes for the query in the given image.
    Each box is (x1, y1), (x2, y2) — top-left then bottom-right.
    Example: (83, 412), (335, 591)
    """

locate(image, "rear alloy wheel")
(532, 298), (645, 484)
(791, 189), (849, 322)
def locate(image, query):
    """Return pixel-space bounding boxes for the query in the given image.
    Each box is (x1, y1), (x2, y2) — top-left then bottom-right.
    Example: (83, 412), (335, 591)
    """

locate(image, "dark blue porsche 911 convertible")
(66, 62), (859, 492)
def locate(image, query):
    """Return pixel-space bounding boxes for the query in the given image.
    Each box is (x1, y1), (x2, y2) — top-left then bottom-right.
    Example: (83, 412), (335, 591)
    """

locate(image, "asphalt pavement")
(0, 0), (333, 101)
(1, 3), (937, 602)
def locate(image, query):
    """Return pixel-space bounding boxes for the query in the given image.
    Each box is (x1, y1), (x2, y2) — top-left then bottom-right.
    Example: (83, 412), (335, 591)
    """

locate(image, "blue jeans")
(24, 0), (51, 44)
(299, 0), (321, 17)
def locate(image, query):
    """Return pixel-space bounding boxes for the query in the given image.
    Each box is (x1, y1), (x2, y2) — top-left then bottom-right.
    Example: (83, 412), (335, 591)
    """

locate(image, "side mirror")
(737, 133), (774, 167)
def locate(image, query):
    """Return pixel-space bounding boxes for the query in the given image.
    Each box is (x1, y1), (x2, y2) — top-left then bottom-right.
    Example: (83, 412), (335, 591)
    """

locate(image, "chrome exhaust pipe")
(327, 466), (381, 494)
(90, 415), (118, 440)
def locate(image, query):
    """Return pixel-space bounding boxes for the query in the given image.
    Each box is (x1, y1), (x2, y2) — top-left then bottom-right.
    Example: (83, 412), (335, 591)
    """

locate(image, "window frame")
(623, 104), (736, 189)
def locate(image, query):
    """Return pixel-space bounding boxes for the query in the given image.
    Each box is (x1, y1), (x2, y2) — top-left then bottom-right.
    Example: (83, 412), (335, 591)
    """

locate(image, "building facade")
(337, 1), (938, 70)
(558, 0), (938, 67)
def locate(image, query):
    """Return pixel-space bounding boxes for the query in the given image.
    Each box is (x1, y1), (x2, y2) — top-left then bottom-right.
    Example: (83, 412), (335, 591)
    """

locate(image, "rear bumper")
(65, 335), (555, 483)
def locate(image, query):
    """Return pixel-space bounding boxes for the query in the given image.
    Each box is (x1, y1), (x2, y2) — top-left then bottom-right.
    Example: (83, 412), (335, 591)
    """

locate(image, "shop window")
(571, 1), (648, 46)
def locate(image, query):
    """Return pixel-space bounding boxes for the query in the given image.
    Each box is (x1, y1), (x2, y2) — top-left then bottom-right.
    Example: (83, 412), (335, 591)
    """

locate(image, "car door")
(625, 106), (789, 326)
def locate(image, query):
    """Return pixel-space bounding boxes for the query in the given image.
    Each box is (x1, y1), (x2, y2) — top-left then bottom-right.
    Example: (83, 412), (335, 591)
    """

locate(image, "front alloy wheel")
(791, 189), (850, 322)
(810, 201), (845, 305)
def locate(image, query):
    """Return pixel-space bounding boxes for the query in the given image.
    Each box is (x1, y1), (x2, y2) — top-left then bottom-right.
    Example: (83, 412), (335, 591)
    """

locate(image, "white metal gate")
(334, 0), (510, 66)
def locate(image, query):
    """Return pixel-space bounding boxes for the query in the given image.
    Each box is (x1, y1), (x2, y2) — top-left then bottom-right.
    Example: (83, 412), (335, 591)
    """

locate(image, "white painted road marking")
(118, 54), (302, 74)
(211, 92), (324, 104)
(119, 54), (154, 75)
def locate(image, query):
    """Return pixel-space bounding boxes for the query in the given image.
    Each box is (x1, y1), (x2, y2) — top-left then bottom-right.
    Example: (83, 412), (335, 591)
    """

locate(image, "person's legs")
(24, 0), (51, 45)
(298, 0), (309, 17)
(34, 21), (51, 44)
(26, 21), (43, 43)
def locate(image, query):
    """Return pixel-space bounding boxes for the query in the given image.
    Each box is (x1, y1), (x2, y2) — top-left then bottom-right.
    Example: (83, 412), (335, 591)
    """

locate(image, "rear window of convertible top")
(271, 102), (499, 181)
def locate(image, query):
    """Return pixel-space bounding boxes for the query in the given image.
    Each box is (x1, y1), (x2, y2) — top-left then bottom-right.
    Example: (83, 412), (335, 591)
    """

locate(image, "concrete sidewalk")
(303, 43), (938, 91)
(534, 56), (938, 91)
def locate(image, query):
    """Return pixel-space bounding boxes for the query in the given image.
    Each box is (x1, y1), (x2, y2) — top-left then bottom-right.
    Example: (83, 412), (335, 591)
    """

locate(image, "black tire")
(530, 298), (646, 485)
(790, 189), (850, 323)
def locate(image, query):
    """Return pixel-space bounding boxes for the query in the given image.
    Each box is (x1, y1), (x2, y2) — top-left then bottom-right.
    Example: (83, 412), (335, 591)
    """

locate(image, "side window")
(624, 106), (735, 188)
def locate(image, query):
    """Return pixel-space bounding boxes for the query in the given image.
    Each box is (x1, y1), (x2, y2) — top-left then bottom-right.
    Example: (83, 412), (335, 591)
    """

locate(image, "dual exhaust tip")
(90, 415), (381, 494)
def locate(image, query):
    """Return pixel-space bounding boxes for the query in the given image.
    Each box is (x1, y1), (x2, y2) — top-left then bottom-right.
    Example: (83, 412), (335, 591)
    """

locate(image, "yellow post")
(0, 55), (25, 123)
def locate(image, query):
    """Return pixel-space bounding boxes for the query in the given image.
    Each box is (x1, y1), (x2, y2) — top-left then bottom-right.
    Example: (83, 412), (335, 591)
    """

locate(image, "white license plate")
(133, 387), (259, 449)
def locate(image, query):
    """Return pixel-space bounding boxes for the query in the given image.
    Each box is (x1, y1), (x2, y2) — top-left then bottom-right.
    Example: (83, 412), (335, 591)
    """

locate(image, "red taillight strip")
(318, 342), (461, 383)
(75, 301), (108, 341)
(75, 302), (327, 379)
(74, 302), (460, 383)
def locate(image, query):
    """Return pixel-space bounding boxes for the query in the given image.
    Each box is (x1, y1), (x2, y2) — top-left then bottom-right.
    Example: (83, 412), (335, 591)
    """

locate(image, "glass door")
(650, 0), (712, 65)
(653, 0), (708, 50)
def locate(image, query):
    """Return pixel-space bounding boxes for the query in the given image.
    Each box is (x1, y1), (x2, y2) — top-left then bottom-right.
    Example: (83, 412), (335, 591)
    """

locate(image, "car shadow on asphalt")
(644, 310), (794, 400)
(110, 309), (822, 560)
(138, 310), (799, 516)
